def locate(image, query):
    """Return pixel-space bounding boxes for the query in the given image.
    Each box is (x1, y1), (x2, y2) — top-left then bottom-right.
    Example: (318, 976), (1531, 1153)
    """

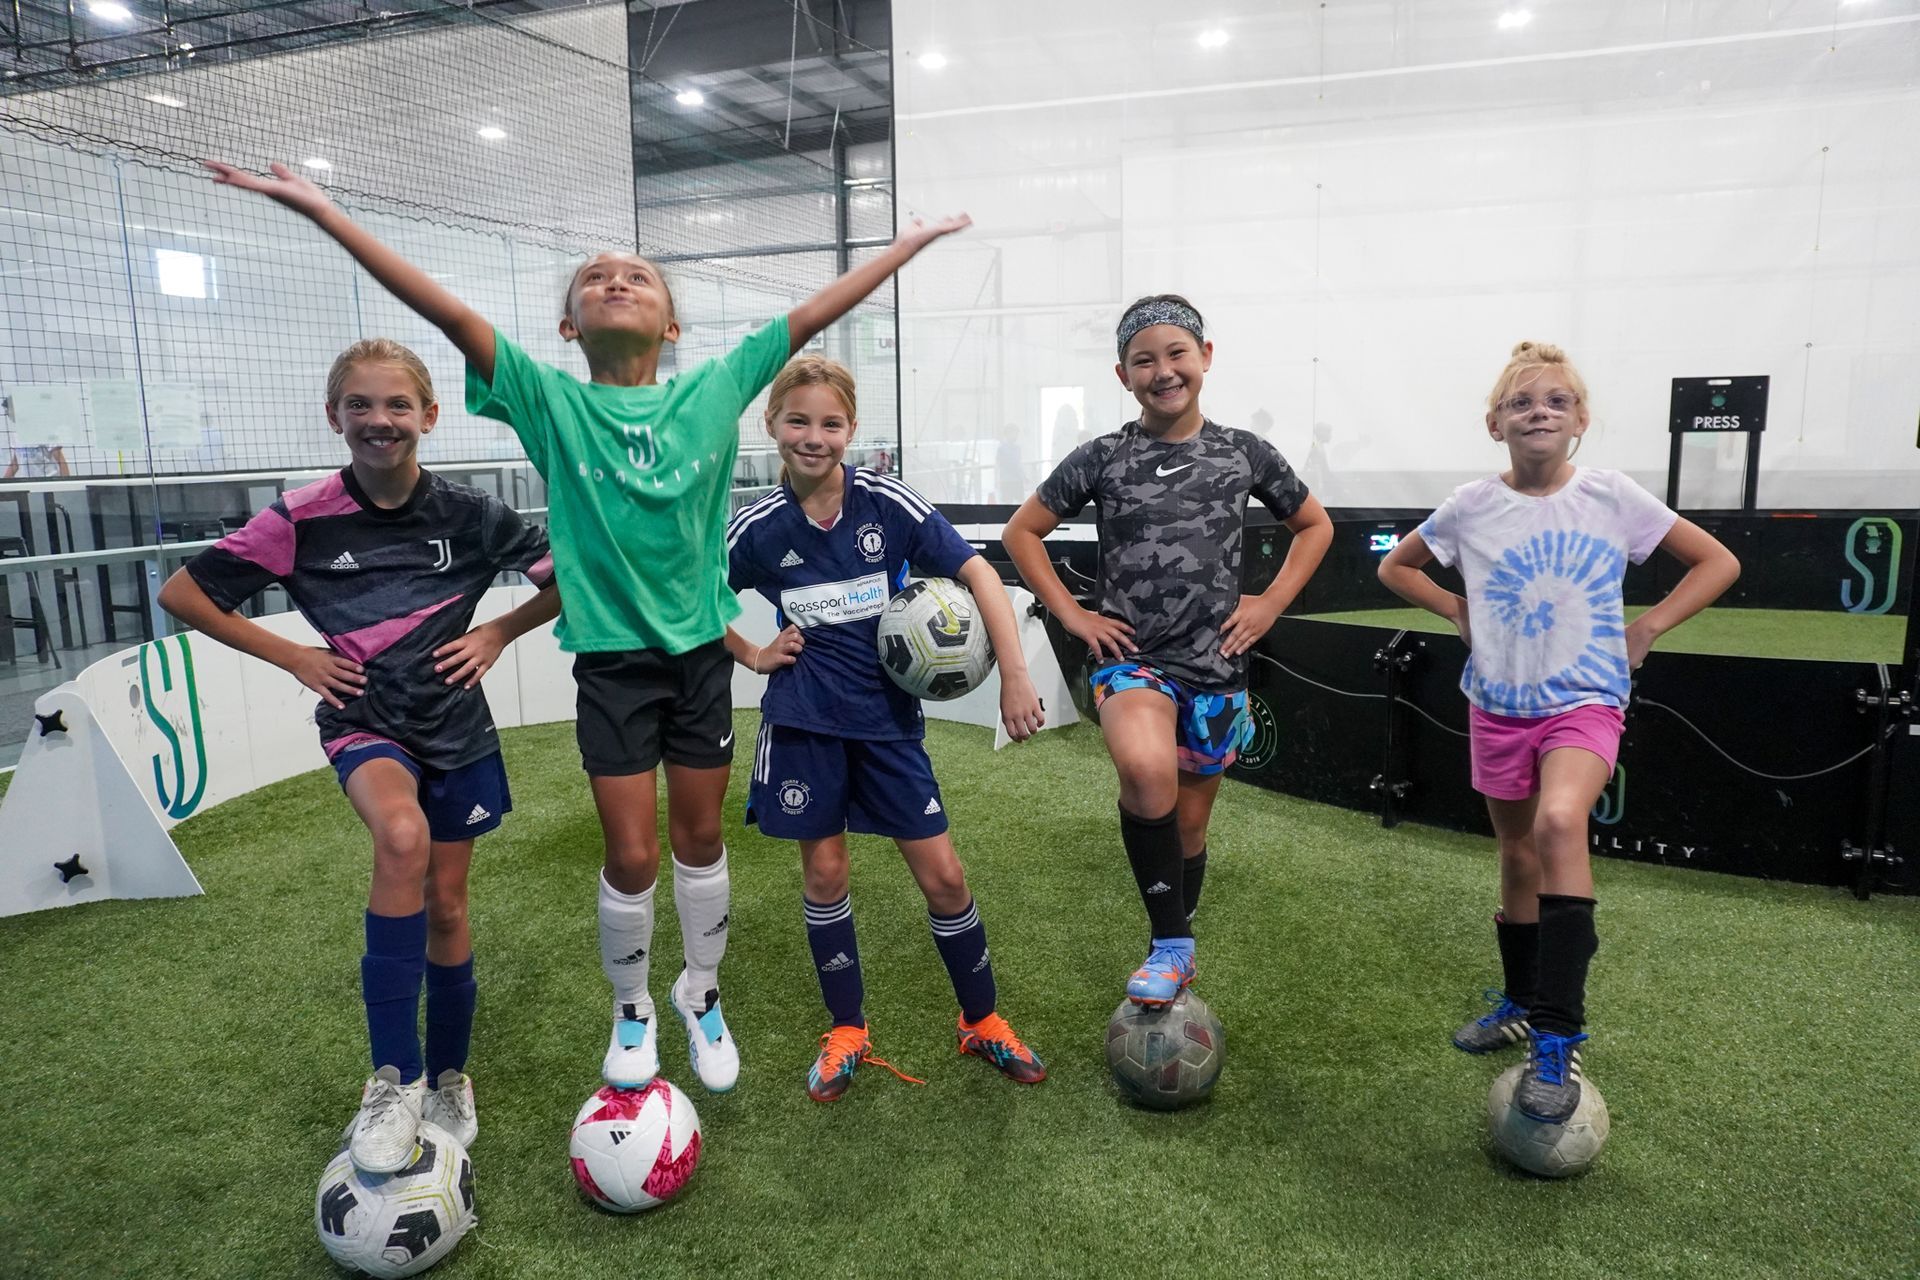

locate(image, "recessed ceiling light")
(1197, 28), (1229, 49)
(89, 1), (133, 22)
(302, 156), (332, 171)
(675, 89), (703, 106)
(1497, 9), (1532, 30)
(477, 125), (507, 140)
(917, 51), (947, 71)
(145, 93), (183, 107)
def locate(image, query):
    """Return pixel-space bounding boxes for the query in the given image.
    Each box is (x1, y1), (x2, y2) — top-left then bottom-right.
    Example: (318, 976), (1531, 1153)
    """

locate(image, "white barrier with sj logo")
(0, 581), (1072, 917)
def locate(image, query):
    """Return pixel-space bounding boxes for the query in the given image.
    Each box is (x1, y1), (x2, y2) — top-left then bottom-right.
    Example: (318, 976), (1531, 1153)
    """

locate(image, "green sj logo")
(1591, 764), (1626, 826)
(140, 634), (209, 820)
(1840, 517), (1902, 615)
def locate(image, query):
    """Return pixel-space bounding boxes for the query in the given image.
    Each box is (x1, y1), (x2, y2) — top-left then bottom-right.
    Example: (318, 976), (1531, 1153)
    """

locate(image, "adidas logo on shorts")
(331, 551), (360, 571)
(465, 804), (490, 825)
(779, 549), (805, 568)
(1146, 880), (1171, 894)
(821, 951), (853, 972)
(923, 797), (942, 816)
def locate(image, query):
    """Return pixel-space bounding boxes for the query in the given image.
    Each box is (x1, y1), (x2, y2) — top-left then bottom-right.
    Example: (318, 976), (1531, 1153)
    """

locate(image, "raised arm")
(158, 567), (367, 709)
(786, 214), (972, 354)
(204, 161), (497, 383)
(1002, 495), (1137, 664)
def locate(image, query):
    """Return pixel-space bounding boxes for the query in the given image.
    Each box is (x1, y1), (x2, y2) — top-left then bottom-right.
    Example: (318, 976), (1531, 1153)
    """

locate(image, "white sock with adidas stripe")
(598, 872), (655, 1016)
(674, 849), (730, 998)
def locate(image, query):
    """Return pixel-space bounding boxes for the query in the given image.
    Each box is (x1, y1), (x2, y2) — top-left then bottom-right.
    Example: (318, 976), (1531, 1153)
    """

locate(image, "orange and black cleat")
(807, 1022), (925, 1103)
(956, 1011), (1047, 1084)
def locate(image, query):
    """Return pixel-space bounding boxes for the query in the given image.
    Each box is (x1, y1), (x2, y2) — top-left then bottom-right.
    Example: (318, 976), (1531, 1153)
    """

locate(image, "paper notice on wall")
(87, 379), (145, 451)
(8, 383), (87, 447)
(145, 382), (203, 450)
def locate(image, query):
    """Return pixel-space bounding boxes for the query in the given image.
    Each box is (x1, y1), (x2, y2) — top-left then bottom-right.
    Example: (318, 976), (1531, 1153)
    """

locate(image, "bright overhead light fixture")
(675, 89), (704, 106)
(89, 1), (133, 22)
(1497, 9), (1532, 29)
(917, 51), (948, 71)
(145, 93), (183, 108)
(1197, 28), (1229, 49)
(477, 125), (507, 140)
(302, 156), (332, 171)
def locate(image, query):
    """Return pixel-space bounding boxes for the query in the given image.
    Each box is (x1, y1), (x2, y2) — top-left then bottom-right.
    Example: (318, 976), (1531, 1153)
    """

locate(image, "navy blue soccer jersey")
(727, 465), (978, 741)
(184, 467), (554, 770)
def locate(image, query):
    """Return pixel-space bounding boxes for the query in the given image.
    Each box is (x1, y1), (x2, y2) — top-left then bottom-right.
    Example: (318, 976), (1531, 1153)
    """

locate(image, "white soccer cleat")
(670, 970), (740, 1093)
(603, 1001), (659, 1088)
(421, 1069), (478, 1149)
(348, 1066), (427, 1173)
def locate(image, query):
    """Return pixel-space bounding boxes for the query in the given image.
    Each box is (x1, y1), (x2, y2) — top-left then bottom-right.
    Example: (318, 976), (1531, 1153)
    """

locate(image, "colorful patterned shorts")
(1091, 662), (1251, 777)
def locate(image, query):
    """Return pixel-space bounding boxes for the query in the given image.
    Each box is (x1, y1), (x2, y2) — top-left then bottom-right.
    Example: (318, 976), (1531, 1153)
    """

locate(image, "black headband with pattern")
(1116, 299), (1204, 358)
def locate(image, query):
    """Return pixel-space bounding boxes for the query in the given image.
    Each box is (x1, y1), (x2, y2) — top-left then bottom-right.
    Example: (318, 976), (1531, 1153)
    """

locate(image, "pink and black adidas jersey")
(185, 468), (555, 770)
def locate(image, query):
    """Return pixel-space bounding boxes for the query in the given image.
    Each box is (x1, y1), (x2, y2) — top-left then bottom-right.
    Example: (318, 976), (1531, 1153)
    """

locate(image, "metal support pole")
(1370, 630), (1415, 828)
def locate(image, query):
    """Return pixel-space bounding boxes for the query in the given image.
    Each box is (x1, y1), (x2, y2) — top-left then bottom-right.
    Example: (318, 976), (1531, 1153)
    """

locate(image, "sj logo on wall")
(1840, 517), (1902, 615)
(1590, 764), (1626, 826)
(139, 634), (210, 820)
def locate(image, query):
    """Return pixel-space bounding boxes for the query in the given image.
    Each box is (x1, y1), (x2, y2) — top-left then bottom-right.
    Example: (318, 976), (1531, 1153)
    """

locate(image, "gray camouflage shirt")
(1037, 420), (1308, 691)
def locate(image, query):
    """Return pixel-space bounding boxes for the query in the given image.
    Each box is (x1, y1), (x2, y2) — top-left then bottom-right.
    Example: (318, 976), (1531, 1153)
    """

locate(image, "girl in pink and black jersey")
(159, 340), (558, 1175)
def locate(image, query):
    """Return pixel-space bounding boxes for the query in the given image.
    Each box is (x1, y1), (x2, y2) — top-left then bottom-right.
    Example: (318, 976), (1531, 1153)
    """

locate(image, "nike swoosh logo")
(719, 730), (734, 748)
(1155, 462), (1194, 477)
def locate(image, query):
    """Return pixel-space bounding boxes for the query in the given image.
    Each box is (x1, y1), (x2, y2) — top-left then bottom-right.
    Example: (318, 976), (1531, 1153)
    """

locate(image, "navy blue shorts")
(333, 742), (513, 843)
(745, 723), (948, 841)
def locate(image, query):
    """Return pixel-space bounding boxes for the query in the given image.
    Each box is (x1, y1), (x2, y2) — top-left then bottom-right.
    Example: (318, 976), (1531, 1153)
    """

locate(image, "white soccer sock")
(598, 872), (656, 1016)
(673, 849), (731, 997)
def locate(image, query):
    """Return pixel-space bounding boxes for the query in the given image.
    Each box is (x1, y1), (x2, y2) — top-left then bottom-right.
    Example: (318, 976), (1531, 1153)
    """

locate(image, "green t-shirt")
(466, 317), (791, 654)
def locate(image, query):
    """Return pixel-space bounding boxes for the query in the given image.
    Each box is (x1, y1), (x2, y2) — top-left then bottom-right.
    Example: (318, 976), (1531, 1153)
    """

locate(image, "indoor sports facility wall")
(889, 0), (1920, 511)
(0, 2), (635, 475)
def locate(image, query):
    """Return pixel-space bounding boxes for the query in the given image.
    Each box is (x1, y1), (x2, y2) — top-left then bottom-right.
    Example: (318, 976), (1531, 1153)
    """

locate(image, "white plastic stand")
(0, 685), (204, 918)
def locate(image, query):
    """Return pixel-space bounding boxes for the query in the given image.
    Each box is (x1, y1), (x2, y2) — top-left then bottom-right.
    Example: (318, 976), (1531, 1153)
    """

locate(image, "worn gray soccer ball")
(876, 577), (995, 701)
(1486, 1064), (1610, 1178)
(1104, 989), (1225, 1110)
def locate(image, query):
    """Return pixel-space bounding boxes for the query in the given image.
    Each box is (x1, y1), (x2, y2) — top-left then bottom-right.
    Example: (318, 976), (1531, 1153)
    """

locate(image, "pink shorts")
(1468, 704), (1624, 802)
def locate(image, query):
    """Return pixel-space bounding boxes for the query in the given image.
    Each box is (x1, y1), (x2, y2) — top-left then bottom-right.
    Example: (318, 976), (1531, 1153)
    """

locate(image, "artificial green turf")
(1298, 605), (1906, 665)
(2, 714), (1916, 1280)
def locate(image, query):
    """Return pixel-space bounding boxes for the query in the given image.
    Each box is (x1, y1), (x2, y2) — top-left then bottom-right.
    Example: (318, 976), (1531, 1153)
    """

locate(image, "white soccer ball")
(876, 576), (996, 701)
(1486, 1064), (1611, 1178)
(315, 1121), (475, 1278)
(568, 1079), (703, 1213)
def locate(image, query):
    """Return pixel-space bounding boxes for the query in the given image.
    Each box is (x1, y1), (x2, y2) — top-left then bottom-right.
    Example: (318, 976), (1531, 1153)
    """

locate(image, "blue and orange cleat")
(956, 1011), (1047, 1084)
(1126, 938), (1196, 1006)
(806, 1022), (924, 1103)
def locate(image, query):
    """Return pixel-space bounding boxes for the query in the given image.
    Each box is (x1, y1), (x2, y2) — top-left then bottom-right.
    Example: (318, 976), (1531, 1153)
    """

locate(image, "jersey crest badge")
(856, 522), (886, 563)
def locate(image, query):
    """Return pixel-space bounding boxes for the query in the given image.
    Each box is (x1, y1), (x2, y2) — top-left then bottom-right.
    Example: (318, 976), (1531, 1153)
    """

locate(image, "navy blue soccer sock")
(929, 898), (996, 1024)
(362, 910), (427, 1081)
(424, 956), (476, 1082)
(804, 894), (865, 1028)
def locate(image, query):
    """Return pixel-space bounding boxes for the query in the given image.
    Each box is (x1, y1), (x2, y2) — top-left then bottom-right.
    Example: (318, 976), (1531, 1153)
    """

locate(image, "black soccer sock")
(1183, 848), (1209, 923)
(1494, 912), (1539, 1011)
(1530, 895), (1598, 1036)
(1120, 805), (1190, 941)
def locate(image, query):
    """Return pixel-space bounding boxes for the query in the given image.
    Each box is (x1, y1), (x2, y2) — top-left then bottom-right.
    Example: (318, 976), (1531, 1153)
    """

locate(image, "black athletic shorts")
(572, 639), (735, 776)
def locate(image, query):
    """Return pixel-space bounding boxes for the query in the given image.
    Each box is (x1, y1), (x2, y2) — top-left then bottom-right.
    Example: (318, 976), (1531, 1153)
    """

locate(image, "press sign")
(1670, 376), (1768, 434)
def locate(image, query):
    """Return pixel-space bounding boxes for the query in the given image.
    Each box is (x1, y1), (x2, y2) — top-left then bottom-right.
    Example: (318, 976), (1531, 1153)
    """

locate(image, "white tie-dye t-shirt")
(1418, 468), (1677, 719)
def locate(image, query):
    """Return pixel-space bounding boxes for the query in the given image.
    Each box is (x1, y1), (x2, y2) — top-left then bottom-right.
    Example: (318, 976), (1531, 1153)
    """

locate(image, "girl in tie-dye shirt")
(1378, 341), (1739, 1126)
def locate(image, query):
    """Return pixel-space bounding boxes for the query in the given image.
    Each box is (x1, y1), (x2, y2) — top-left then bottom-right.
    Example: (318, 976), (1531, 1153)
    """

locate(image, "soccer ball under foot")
(1486, 1064), (1610, 1177)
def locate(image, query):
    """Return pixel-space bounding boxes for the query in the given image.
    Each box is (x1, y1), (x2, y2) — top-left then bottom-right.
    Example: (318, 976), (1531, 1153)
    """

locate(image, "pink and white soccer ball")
(568, 1079), (702, 1212)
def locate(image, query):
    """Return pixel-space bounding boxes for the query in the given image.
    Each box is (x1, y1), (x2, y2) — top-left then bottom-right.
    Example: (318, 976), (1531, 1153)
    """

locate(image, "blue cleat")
(1515, 1029), (1589, 1123)
(1125, 939), (1196, 1006)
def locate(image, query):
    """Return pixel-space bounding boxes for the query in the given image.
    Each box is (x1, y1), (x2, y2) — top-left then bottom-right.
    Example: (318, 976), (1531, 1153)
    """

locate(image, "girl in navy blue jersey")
(724, 356), (1047, 1101)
